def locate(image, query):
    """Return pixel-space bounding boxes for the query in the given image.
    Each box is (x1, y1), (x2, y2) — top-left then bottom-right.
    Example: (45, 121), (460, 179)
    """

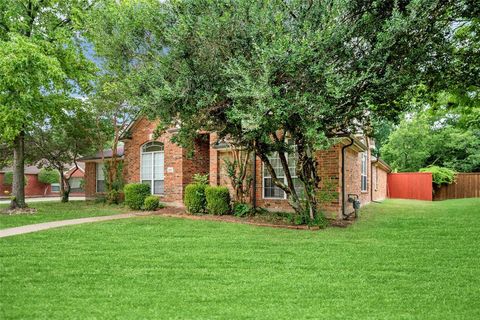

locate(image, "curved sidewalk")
(0, 212), (150, 238)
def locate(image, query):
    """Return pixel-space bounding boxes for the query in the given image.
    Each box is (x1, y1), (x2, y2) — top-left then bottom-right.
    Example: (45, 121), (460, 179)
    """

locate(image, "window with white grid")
(141, 142), (165, 195)
(263, 150), (303, 199)
(361, 152), (368, 192)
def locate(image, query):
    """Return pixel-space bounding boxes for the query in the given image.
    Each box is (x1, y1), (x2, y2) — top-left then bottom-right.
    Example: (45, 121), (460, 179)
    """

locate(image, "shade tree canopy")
(0, 0), (96, 208)
(105, 0), (470, 221)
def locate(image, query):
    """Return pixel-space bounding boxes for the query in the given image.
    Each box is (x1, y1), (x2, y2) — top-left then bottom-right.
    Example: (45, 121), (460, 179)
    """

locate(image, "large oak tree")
(88, 0), (475, 223)
(0, 0), (95, 208)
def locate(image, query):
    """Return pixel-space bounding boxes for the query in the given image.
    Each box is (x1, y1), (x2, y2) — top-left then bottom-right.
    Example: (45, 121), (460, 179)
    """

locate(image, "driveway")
(0, 196), (86, 204)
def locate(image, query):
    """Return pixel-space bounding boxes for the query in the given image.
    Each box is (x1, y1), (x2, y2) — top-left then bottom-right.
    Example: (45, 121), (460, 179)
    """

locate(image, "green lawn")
(0, 201), (129, 229)
(1, 199), (479, 319)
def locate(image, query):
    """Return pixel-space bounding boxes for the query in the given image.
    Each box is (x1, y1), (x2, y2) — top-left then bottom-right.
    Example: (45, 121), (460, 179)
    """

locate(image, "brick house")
(80, 117), (390, 218)
(0, 164), (85, 198)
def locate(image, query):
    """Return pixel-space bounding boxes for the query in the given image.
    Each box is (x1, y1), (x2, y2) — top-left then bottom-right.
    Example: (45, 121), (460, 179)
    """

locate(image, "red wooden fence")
(387, 172), (433, 201)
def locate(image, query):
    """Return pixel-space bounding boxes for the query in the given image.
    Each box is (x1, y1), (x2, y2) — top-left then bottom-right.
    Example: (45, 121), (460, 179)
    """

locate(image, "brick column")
(209, 133), (219, 186)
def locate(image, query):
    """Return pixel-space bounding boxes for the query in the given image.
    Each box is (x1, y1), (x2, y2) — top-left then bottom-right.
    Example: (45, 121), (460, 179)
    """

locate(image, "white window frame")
(140, 141), (165, 195)
(361, 152), (368, 192)
(51, 183), (60, 193)
(262, 151), (301, 200)
(96, 162), (105, 193)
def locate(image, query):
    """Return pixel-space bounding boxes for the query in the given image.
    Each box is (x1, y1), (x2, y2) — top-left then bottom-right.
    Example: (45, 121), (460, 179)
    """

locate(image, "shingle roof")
(0, 165), (42, 175)
(77, 146), (125, 161)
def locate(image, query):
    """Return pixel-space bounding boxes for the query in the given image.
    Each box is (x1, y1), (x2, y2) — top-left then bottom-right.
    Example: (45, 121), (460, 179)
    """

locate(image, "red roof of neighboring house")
(65, 163), (85, 179)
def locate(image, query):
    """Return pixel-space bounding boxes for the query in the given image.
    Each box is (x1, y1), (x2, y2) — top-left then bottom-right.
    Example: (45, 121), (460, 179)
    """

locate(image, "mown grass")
(0, 201), (129, 229)
(1, 198), (479, 319)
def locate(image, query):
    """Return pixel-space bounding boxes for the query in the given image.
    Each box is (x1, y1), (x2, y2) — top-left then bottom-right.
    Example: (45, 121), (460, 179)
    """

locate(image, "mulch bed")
(1, 207), (38, 215)
(149, 207), (354, 231)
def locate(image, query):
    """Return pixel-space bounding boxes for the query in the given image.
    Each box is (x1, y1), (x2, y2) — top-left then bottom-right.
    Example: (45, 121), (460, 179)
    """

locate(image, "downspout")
(341, 137), (354, 218)
(371, 157), (378, 202)
(371, 157), (384, 204)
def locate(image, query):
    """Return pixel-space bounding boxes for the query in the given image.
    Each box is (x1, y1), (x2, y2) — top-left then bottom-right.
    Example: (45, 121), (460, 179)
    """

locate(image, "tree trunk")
(296, 141), (321, 221)
(59, 169), (70, 202)
(10, 132), (26, 209)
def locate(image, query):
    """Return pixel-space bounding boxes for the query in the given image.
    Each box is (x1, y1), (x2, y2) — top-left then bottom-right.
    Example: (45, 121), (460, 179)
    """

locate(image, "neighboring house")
(64, 163), (86, 195)
(0, 164), (85, 198)
(79, 117), (391, 219)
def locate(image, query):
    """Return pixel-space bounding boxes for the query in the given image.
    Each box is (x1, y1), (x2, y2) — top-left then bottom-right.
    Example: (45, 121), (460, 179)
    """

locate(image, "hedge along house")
(80, 117), (390, 219)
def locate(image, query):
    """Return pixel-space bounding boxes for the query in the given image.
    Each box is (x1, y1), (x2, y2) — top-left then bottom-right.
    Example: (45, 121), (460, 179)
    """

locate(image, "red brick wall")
(26, 174), (52, 196)
(0, 173), (52, 197)
(341, 146), (371, 218)
(182, 135), (210, 187)
(84, 162), (97, 199)
(372, 164), (388, 201)
(209, 142), (362, 218)
(315, 146), (342, 216)
(0, 173), (10, 197)
(209, 133), (220, 186)
(124, 118), (183, 202)
(123, 117), (209, 203)
(210, 139), (374, 219)
(82, 117), (384, 219)
(252, 145), (344, 216)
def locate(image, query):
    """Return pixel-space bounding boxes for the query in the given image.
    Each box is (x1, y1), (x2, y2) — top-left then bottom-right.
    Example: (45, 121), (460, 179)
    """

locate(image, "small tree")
(29, 106), (100, 202)
(420, 166), (457, 185)
(224, 146), (252, 204)
(38, 169), (60, 195)
(86, 1), (142, 201)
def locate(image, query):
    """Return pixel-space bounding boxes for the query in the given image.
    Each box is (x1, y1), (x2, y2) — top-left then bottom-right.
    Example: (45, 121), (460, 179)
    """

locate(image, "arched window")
(141, 141), (164, 194)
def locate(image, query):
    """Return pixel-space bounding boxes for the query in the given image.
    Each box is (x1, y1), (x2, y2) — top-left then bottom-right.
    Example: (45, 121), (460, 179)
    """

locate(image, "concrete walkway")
(0, 212), (150, 238)
(0, 196), (86, 204)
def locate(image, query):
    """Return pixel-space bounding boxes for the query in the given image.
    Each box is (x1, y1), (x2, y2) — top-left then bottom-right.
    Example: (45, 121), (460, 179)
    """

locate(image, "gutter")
(341, 137), (354, 218)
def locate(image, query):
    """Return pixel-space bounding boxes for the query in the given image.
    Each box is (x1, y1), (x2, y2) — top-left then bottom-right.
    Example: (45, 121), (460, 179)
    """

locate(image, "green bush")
(420, 166), (456, 185)
(233, 202), (252, 217)
(38, 168), (60, 185)
(2, 172), (27, 186)
(205, 186), (231, 215)
(143, 195), (160, 211)
(124, 183), (151, 210)
(94, 195), (106, 204)
(106, 189), (123, 205)
(184, 184), (206, 214)
(192, 173), (209, 185)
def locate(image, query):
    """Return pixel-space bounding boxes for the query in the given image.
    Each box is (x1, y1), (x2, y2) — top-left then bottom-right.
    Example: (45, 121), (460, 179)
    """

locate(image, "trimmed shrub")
(106, 189), (123, 205)
(184, 184), (206, 214)
(420, 166), (456, 185)
(233, 202), (252, 217)
(192, 173), (209, 185)
(205, 186), (231, 215)
(143, 195), (160, 211)
(38, 168), (60, 185)
(2, 172), (27, 186)
(124, 183), (151, 210)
